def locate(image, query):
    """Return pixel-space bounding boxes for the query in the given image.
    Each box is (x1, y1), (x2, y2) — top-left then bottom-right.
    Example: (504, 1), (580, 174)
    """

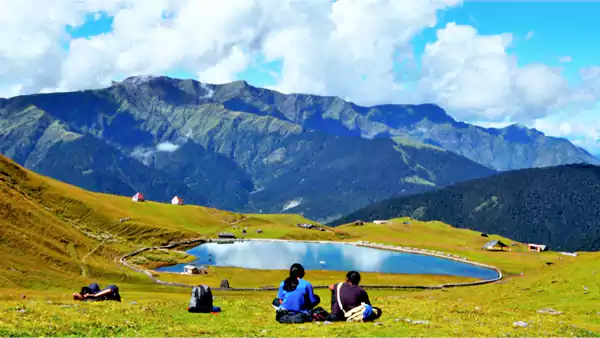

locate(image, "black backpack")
(187, 285), (213, 313)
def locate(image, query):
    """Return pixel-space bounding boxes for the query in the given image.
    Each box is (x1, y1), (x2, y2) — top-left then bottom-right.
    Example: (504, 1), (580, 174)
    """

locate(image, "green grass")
(153, 267), (477, 289)
(127, 249), (194, 269)
(1, 155), (599, 336)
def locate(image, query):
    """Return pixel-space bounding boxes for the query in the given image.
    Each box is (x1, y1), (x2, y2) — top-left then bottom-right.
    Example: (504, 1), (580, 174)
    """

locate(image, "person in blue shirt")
(272, 263), (321, 323)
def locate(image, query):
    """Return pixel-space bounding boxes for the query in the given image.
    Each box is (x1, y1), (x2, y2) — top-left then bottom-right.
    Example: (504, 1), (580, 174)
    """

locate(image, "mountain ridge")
(106, 75), (598, 171)
(1, 75), (596, 220)
(0, 81), (496, 220)
(4, 75), (597, 171)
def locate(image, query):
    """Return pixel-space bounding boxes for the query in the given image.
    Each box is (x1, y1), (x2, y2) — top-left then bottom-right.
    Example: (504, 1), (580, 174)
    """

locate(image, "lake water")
(156, 241), (498, 280)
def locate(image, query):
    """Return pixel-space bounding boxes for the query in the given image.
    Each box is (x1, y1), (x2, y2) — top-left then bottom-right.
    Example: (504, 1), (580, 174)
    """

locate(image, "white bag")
(336, 282), (367, 322)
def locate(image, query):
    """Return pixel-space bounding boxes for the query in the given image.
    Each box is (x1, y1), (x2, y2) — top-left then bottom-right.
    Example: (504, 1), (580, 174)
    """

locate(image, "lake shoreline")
(120, 237), (502, 290)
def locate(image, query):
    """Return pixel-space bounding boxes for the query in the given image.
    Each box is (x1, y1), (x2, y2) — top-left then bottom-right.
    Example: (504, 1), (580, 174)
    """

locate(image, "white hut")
(171, 196), (184, 205)
(131, 192), (145, 202)
(183, 265), (199, 275)
(373, 220), (391, 225)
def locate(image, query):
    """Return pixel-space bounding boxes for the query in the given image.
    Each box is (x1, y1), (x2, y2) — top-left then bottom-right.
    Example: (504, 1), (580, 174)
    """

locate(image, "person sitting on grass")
(328, 271), (382, 322)
(72, 282), (121, 302)
(272, 263), (321, 323)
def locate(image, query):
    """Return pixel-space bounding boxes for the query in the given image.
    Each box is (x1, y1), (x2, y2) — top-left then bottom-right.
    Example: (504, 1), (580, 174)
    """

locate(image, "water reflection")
(156, 241), (498, 280)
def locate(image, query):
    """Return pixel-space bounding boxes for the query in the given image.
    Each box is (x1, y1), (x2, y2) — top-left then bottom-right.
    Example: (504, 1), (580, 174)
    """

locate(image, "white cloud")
(0, 0), (126, 94)
(419, 23), (568, 122)
(559, 56), (572, 63)
(0, 85), (23, 99)
(1, 0), (461, 102)
(533, 106), (600, 153)
(525, 30), (534, 40)
(0, 0), (599, 143)
(282, 198), (302, 211)
(156, 141), (180, 152)
(199, 83), (214, 99)
(197, 46), (252, 85)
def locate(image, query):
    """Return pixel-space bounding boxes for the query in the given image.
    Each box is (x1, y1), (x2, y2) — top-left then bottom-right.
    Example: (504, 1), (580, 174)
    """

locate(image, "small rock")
(411, 320), (430, 325)
(323, 321), (333, 325)
(374, 322), (384, 326)
(20, 294), (26, 299)
(130, 301), (138, 305)
(260, 330), (267, 334)
(513, 321), (528, 328)
(46, 300), (53, 304)
(537, 308), (563, 315)
(475, 306), (482, 312)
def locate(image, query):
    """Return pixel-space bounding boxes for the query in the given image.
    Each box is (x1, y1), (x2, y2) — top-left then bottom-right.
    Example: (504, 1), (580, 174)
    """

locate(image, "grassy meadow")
(1, 154), (599, 336)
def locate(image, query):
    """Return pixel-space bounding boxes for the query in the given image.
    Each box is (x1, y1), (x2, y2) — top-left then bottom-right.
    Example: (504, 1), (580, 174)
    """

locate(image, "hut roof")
(483, 239), (509, 250)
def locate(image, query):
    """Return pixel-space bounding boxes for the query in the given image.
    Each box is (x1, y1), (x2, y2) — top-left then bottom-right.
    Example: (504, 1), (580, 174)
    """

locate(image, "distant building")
(296, 223), (317, 229)
(483, 240), (510, 251)
(218, 232), (236, 239)
(171, 196), (184, 205)
(183, 265), (200, 275)
(132, 192), (145, 202)
(559, 252), (578, 257)
(527, 243), (548, 252)
(373, 220), (391, 225)
(354, 220), (364, 226)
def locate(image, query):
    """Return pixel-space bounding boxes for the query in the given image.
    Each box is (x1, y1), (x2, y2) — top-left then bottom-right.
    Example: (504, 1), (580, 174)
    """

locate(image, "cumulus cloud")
(131, 139), (184, 165)
(1, 0), (460, 101)
(197, 46), (251, 85)
(0, 0), (126, 94)
(419, 23), (568, 122)
(533, 107), (600, 153)
(156, 141), (180, 152)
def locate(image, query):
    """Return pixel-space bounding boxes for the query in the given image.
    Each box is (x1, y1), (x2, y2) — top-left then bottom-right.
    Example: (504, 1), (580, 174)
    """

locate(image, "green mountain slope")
(0, 78), (495, 221)
(332, 164), (600, 251)
(204, 79), (599, 171)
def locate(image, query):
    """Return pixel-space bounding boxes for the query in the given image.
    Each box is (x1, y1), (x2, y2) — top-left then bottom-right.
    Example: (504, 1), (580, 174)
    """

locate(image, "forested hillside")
(332, 164), (600, 251)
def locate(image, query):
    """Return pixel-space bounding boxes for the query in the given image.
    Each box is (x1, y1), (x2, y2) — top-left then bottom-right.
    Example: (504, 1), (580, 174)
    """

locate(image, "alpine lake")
(156, 240), (499, 280)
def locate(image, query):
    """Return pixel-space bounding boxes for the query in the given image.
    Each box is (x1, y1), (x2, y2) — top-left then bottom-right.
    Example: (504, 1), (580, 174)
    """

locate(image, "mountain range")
(332, 164), (600, 251)
(0, 76), (597, 221)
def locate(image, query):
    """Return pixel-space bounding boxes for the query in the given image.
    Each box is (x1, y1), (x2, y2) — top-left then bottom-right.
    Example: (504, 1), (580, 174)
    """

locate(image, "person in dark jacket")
(72, 282), (121, 302)
(328, 271), (382, 322)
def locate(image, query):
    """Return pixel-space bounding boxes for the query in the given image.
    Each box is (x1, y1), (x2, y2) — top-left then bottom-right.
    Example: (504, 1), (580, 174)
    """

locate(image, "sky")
(1, 0), (599, 153)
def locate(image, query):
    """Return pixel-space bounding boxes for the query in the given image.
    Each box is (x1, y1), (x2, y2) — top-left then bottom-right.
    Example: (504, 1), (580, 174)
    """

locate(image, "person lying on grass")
(72, 282), (121, 302)
(272, 263), (324, 323)
(328, 271), (382, 322)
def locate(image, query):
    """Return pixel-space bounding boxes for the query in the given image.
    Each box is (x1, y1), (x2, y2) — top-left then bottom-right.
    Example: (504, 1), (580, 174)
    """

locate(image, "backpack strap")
(336, 282), (347, 317)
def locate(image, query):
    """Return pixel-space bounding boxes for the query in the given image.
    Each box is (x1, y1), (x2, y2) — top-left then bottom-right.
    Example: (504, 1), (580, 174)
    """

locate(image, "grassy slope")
(0, 154), (340, 290)
(1, 155), (599, 336)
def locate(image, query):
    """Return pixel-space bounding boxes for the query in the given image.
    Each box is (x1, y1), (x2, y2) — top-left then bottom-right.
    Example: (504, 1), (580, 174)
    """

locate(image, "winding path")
(119, 238), (503, 291)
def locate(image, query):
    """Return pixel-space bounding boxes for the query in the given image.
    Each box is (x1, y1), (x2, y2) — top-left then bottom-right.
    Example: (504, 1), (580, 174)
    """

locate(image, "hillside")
(1, 156), (599, 336)
(0, 154), (344, 289)
(0, 77), (497, 221)
(332, 164), (600, 251)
